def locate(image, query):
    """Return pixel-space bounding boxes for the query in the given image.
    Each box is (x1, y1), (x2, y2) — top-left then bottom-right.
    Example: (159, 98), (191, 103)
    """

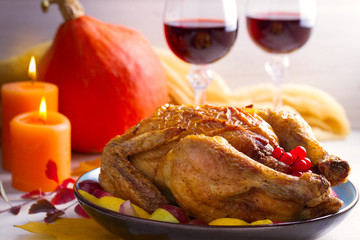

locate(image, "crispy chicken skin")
(155, 135), (342, 222)
(250, 108), (350, 186)
(100, 104), (348, 222)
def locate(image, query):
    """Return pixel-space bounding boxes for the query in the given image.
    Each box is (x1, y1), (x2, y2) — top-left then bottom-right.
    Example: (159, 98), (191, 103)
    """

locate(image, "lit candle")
(10, 97), (71, 192)
(1, 56), (58, 171)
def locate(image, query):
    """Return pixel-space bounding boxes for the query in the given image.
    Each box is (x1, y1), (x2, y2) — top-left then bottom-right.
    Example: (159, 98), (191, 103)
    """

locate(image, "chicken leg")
(154, 135), (343, 222)
(251, 108), (350, 186)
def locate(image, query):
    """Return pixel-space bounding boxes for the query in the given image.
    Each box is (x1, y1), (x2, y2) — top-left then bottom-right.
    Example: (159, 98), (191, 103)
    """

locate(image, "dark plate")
(74, 168), (358, 240)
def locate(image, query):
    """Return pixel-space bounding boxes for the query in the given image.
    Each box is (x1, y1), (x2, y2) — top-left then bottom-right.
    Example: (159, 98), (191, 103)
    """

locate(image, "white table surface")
(0, 131), (359, 240)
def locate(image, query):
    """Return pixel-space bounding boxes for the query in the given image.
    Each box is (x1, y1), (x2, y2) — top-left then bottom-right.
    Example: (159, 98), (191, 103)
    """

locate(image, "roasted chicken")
(99, 104), (349, 222)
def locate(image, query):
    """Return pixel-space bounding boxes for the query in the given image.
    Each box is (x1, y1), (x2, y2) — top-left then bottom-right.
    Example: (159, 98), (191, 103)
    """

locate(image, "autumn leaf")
(59, 178), (75, 189)
(21, 190), (45, 199)
(1, 160), (89, 223)
(29, 199), (57, 214)
(10, 205), (21, 215)
(15, 218), (121, 240)
(51, 188), (75, 205)
(45, 159), (59, 184)
(72, 158), (101, 176)
(74, 204), (90, 218)
(28, 199), (69, 223)
(44, 209), (65, 223)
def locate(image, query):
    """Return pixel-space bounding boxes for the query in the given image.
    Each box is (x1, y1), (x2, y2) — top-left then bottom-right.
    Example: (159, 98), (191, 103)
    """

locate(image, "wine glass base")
(187, 65), (213, 105)
(265, 55), (290, 108)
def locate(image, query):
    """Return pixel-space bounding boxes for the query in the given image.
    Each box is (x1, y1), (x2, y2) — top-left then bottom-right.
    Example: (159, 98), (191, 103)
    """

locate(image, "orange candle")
(1, 56), (58, 171)
(10, 98), (71, 192)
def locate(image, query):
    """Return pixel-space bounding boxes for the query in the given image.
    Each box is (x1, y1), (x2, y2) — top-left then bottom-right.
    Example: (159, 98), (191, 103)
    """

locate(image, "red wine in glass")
(246, 12), (312, 53)
(164, 19), (238, 65)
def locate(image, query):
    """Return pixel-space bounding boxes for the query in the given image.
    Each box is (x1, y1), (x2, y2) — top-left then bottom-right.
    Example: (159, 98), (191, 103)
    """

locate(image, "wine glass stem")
(265, 54), (290, 107)
(187, 65), (213, 105)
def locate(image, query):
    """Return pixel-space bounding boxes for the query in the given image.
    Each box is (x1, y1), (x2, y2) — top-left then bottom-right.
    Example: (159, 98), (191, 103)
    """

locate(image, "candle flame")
(39, 97), (47, 123)
(28, 56), (36, 82)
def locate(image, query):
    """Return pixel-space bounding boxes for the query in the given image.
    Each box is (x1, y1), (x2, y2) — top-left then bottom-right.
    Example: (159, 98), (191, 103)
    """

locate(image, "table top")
(0, 131), (359, 239)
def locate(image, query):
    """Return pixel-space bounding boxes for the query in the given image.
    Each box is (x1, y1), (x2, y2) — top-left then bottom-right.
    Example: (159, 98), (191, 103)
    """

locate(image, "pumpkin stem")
(41, 0), (85, 21)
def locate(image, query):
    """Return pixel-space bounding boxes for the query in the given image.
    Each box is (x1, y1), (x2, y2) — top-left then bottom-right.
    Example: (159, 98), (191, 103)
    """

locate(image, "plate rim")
(74, 167), (359, 230)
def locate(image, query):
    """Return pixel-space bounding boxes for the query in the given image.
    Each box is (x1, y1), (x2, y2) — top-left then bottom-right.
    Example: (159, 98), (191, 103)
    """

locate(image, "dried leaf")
(45, 159), (59, 184)
(74, 204), (90, 218)
(10, 205), (21, 215)
(21, 190), (45, 199)
(72, 157), (101, 176)
(15, 218), (121, 240)
(44, 209), (65, 223)
(29, 199), (56, 214)
(51, 188), (75, 205)
(0, 180), (9, 203)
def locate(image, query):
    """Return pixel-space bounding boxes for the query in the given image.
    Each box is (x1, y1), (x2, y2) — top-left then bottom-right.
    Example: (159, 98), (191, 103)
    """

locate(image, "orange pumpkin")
(38, 0), (168, 153)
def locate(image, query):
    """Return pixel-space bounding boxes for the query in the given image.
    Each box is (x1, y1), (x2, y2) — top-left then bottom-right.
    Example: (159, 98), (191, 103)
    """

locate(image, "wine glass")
(164, 0), (238, 105)
(246, 0), (316, 107)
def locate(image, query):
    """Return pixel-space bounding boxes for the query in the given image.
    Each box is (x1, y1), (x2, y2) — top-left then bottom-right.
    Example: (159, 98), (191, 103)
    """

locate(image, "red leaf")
(44, 209), (65, 223)
(10, 205), (21, 215)
(60, 178), (76, 189)
(51, 188), (75, 205)
(45, 159), (59, 184)
(27, 199), (66, 223)
(74, 204), (90, 218)
(29, 199), (57, 214)
(21, 190), (45, 199)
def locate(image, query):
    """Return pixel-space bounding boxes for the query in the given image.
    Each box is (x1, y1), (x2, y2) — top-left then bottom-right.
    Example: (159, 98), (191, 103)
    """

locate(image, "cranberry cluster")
(272, 146), (312, 176)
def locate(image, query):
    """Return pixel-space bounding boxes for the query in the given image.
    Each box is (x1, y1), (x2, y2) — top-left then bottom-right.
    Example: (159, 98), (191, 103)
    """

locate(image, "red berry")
(289, 146), (307, 160)
(292, 170), (303, 177)
(279, 152), (294, 165)
(272, 147), (284, 159)
(303, 157), (312, 170)
(292, 159), (309, 172)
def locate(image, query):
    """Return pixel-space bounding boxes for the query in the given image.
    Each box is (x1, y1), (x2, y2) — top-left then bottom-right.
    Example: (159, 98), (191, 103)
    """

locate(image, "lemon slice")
(208, 218), (249, 226)
(250, 219), (273, 225)
(78, 190), (150, 219)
